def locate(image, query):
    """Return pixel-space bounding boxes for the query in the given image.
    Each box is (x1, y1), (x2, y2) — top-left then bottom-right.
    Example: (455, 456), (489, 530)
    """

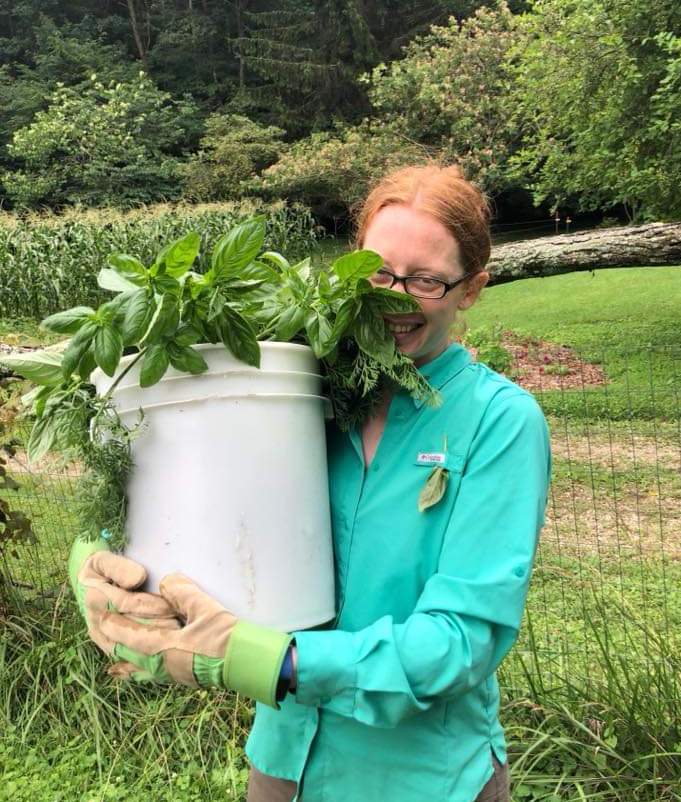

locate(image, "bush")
(253, 119), (429, 222)
(1, 73), (197, 210)
(181, 114), (286, 202)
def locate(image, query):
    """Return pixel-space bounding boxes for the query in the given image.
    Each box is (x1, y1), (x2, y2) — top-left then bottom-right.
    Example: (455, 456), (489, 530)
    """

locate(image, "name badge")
(416, 452), (447, 466)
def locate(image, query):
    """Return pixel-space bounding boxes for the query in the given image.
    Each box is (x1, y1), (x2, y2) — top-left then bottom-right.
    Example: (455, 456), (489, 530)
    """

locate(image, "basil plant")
(3, 216), (437, 464)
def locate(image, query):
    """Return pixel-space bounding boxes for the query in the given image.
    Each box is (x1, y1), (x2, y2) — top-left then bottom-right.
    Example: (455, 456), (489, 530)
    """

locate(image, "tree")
(2, 73), (197, 209)
(181, 113), (286, 200)
(254, 120), (429, 222)
(510, 0), (681, 221)
(360, 3), (519, 193)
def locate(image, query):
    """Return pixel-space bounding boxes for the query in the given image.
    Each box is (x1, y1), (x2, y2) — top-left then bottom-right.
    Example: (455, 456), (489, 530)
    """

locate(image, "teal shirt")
(246, 343), (551, 802)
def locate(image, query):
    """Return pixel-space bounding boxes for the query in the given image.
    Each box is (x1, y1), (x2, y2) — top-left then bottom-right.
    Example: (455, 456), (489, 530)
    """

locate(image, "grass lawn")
(467, 266), (681, 420)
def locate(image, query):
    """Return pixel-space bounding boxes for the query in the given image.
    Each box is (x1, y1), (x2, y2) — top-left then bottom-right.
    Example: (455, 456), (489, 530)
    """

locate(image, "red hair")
(353, 164), (491, 275)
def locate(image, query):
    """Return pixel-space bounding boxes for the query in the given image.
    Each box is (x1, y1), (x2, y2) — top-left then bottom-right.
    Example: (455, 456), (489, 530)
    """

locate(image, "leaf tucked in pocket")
(418, 467), (449, 513)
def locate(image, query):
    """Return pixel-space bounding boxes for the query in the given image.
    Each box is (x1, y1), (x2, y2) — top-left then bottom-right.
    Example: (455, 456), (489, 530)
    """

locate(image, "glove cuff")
(223, 620), (292, 708)
(68, 535), (111, 614)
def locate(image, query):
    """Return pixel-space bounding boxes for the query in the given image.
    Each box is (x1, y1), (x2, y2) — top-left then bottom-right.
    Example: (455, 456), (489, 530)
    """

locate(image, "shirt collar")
(411, 342), (472, 409)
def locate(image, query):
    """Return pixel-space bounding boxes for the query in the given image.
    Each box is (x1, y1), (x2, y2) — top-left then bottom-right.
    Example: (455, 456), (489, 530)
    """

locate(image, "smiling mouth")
(385, 317), (425, 335)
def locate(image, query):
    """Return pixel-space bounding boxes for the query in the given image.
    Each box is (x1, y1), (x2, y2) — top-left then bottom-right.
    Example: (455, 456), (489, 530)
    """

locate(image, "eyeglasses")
(370, 268), (472, 300)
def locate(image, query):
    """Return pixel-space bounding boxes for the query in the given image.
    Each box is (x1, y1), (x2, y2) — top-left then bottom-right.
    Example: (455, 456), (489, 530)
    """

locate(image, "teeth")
(388, 323), (420, 334)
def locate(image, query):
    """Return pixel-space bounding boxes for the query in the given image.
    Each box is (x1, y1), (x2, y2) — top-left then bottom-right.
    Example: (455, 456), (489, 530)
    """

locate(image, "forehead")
(362, 204), (462, 276)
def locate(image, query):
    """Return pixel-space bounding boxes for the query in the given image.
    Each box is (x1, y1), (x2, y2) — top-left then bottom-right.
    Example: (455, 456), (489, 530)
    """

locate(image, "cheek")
(422, 300), (458, 332)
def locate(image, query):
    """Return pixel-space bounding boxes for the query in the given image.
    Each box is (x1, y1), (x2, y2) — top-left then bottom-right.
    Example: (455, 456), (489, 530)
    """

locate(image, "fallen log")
(487, 222), (681, 283)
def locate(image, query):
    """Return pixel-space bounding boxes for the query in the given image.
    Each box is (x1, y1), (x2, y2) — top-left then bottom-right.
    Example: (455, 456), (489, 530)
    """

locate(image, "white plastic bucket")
(92, 342), (335, 632)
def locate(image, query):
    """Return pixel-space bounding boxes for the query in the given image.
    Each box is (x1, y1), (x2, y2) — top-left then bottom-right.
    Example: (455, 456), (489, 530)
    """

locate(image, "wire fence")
(2, 344), (680, 704)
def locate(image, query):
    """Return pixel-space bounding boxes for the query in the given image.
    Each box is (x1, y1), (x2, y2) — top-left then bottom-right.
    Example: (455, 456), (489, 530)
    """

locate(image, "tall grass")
(0, 200), (320, 319)
(502, 596), (681, 801)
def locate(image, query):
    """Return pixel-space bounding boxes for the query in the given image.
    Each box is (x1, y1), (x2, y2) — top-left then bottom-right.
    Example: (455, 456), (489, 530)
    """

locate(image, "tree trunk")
(487, 223), (681, 284)
(234, 0), (247, 90)
(126, 0), (149, 69)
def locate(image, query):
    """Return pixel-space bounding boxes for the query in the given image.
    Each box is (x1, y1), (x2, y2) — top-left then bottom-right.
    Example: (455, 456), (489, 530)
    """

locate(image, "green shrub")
(253, 120), (429, 221)
(463, 323), (514, 373)
(1, 74), (197, 210)
(181, 114), (286, 202)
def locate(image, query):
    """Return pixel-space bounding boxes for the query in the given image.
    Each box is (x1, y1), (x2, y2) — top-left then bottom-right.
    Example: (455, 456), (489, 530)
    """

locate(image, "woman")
(71, 164), (551, 802)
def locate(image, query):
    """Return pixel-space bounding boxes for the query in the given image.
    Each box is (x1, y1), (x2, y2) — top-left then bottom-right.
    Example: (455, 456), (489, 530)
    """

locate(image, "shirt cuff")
(293, 628), (358, 714)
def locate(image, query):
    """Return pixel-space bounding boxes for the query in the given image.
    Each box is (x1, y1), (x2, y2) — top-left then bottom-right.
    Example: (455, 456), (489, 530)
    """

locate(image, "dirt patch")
(542, 482), (681, 559)
(5, 448), (82, 478)
(550, 426), (681, 474)
(467, 332), (607, 392)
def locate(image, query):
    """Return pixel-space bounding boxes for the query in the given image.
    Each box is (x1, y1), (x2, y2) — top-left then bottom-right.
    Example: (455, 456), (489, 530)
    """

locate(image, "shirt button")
(513, 566), (526, 578)
(372, 461), (380, 470)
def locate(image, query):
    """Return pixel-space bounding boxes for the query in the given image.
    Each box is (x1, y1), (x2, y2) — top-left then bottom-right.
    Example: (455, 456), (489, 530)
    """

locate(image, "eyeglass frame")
(371, 267), (474, 299)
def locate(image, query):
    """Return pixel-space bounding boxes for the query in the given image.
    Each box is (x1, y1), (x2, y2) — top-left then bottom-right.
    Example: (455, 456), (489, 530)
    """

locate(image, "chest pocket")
(414, 452), (465, 513)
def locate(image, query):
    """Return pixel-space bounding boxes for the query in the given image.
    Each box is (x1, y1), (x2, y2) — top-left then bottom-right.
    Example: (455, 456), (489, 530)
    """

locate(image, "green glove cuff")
(222, 620), (292, 708)
(68, 535), (111, 616)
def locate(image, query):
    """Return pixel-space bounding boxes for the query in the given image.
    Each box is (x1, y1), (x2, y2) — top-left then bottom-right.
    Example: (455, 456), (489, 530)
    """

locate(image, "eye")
(372, 269), (394, 285)
(409, 276), (442, 291)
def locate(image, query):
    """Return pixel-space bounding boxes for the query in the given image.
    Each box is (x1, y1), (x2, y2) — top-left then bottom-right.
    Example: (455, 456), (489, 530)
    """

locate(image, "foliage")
(1, 73), (197, 210)
(256, 2), (519, 218)
(255, 119), (430, 220)
(0, 17), (140, 160)
(361, 2), (519, 194)
(0, 383), (36, 615)
(463, 323), (513, 372)
(510, 0), (681, 221)
(181, 114), (286, 202)
(0, 200), (319, 319)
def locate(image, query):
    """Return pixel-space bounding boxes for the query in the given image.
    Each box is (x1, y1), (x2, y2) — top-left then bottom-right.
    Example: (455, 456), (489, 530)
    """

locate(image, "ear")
(457, 271), (489, 311)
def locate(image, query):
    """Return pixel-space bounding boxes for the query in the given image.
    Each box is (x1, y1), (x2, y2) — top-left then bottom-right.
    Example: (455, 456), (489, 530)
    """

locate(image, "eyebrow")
(382, 262), (451, 280)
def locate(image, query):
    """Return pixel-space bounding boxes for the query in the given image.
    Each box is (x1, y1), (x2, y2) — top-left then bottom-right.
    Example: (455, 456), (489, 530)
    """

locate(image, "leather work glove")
(99, 573), (293, 708)
(68, 536), (180, 656)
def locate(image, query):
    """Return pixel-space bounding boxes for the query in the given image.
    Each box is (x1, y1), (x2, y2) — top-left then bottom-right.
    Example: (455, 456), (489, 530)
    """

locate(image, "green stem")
(89, 348), (146, 435)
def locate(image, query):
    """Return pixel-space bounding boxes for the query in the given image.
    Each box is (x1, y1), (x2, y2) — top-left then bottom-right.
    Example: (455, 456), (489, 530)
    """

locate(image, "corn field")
(0, 200), (320, 319)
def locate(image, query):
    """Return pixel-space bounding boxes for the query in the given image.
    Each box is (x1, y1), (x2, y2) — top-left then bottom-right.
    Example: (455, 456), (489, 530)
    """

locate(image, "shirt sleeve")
(293, 389), (551, 728)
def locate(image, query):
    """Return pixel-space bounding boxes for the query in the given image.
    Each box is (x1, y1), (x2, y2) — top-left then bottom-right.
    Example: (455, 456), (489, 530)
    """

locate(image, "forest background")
(1, 0), (680, 230)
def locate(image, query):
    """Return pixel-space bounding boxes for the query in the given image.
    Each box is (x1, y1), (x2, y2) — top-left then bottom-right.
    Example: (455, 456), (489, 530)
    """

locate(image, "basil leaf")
(167, 343), (209, 375)
(333, 250), (383, 283)
(152, 232), (201, 279)
(41, 306), (95, 334)
(218, 307), (260, 368)
(62, 322), (97, 378)
(275, 305), (306, 341)
(211, 217), (266, 280)
(77, 349), (97, 383)
(418, 467), (450, 512)
(94, 327), (123, 377)
(0, 351), (64, 386)
(98, 290), (138, 326)
(174, 324), (202, 347)
(144, 293), (179, 343)
(122, 289), (154, 344)
(353, 310), (395, 367)
(331, 297), (360, 339)
(140, 344), (170, 387)
(305, 311), (333, 358)
(27, 414), (57, 463)
(368, 287), (420, 315)
(97, 268), (140, 293)
(152, 274), (182, 295)
(107, 253), (148, 285)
